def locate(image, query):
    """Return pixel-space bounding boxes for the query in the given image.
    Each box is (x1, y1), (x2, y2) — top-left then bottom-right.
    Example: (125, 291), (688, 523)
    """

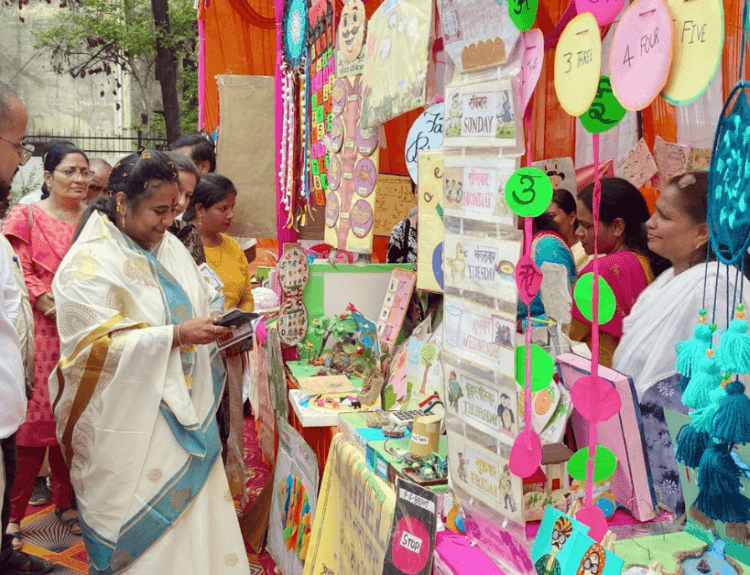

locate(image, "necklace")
(204, 235), (225, 269)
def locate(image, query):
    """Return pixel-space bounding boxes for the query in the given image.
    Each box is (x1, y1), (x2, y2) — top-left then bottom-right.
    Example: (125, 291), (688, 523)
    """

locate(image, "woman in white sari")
(49, 151), (251, 575)
(614, 172), (750, 515)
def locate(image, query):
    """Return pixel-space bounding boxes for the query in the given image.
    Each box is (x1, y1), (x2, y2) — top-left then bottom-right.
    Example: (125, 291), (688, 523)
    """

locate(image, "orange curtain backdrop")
(201, 0), (276, 135)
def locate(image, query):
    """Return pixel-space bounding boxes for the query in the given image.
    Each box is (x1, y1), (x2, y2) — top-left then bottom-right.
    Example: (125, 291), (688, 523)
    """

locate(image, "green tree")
(29, 0), (197, 142)
(419, 343), (438, 394)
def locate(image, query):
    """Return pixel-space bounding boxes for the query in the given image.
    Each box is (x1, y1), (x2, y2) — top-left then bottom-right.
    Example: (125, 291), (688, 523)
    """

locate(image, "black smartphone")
(215, 310), (257, 328)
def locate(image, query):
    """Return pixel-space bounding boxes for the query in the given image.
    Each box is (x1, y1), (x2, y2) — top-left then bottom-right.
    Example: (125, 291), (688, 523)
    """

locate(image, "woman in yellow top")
(184, 172), (252, 509)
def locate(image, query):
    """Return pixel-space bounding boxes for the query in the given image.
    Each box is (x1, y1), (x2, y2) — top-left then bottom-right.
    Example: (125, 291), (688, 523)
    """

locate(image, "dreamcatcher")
(674, 2), (750, 544)
(280, 0), (308, 228)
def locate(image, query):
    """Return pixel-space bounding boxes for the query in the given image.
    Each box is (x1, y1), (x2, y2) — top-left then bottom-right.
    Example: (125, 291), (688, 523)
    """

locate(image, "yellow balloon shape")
(554, 13), (602, 117)
(662, 0), (724, 106)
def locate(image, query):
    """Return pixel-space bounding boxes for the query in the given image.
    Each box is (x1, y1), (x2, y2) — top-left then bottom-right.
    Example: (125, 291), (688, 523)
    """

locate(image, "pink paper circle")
(575, 0), (626, 26)
(350, 199), (373, 238)
(610, 0), (674, 111)
(509, 429), (542, 478)
(354, 157), (377, 197)
(324, 193), (339, 228)
(576, 504), (608, 543)
(330, 117), (345, 153)
(328, 155), (342, 191)
(515, 253), (543, 305)
(332, 78), (347, 116)
(516, 29), (544, 114)
(391, 516), (431, 574)
(356, 124), (378, 157)
(571, 376), (621, 423)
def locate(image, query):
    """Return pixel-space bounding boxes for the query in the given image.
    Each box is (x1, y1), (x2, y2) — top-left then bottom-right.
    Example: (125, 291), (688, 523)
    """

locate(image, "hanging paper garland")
(507, 0), (538, 32)
(513, 29), (544, 117)
(554, 13), (603, 117)
(575, 0), (625, 26)
(283, 0), (309, 70)
(609, 0), (673, 112)
(662, 0), (724, 106)
(579, 76), (626, 134)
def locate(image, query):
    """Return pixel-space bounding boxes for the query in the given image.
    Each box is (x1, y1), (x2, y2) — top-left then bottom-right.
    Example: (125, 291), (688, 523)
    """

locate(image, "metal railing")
(24, 130), (169, 156)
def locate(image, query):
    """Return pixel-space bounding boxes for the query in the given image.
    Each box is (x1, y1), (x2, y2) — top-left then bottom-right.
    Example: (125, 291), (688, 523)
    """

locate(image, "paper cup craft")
(554, 13), (602, 117)
(662, 0), (724, 105)
(354, 157), (377, 197)
(610, 0), (674, 111)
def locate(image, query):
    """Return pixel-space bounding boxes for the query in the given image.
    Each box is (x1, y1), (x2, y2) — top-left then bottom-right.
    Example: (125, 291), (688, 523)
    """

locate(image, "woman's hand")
(174, 316), (231, 346)
(36, 292), (56, 318)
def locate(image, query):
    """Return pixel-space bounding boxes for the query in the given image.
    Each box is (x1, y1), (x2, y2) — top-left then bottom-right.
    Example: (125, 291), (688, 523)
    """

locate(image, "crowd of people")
(0, 80), (253, 574)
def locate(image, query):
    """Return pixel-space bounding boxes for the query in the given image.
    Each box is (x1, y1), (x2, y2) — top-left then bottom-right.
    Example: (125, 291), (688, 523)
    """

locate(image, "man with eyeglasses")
(0, 80), (53, 575)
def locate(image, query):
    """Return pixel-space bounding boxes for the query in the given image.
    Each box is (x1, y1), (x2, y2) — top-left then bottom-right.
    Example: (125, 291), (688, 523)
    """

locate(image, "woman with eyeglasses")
(2, 141), (88, 547)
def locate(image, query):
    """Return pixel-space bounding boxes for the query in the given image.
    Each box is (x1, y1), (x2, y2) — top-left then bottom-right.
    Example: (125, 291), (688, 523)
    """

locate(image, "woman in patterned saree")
(50, 151), (250, 574)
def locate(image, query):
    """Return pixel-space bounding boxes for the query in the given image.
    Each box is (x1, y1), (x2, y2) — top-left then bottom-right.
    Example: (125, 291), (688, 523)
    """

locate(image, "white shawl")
(614, 262), (750, 399)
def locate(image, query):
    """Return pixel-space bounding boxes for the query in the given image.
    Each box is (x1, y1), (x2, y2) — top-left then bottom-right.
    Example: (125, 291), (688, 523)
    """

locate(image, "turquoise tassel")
(675, 423), (710, 469)
(678, 374), (691, 393)
(709, 384), (729, 404)
(717, 319), (750, 373)
(712, 381), (750, 445)
(695, 442), (750, 524)
(692, 397), (724, 434)
(675, 323), (713, 377)
(682, 357), (721, 410)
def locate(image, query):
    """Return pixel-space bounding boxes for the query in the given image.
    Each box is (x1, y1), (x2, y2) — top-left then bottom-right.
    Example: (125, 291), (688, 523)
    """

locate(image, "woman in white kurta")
(49, 151), (251, 575)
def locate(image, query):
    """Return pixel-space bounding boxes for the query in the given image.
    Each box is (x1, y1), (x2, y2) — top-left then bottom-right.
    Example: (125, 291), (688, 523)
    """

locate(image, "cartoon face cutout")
(338, 0), (366, 62)
(550, 516), (573, 552)
(577, 545), (605, 575)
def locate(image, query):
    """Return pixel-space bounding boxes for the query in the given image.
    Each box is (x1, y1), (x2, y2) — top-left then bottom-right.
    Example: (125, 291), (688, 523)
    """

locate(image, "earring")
(116, 202), (122, 213)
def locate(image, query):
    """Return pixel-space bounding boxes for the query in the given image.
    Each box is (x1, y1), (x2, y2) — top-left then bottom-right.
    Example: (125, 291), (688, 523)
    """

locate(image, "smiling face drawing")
(338, 0), (366, 62)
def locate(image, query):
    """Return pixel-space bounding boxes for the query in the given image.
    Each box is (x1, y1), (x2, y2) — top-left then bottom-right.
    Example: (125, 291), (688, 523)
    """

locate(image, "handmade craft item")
(278, 243), (310, 347)
(324, 24), (381, 253)
(374, 173), (413, 237)
(673, 25), (750, 544)
(531, 157), (576, 194)
(360, 0), (433, 129)
(513, 29), (544, 116)
(443, 80), (518, 148)
(307, 0), (336, 207)
(580, 76), (627, 134)
(405, 104), (444, 184)
(336, 0), (366, 77)
(554, 13), (602, 117)
(436, 0), (521, 72)
(616, 138), (658, 189)
(377, 268), (417, 354)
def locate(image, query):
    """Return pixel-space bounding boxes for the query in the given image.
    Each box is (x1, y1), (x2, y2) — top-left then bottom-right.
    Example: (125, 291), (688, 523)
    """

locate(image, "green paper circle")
(567, 446), (617, 483)
(580, 76), (627, 134)
(504, 167), (553, 217)
(514, 344), (553, 392)
(508, 0), (538, 31)
(573, 273), (617, 324)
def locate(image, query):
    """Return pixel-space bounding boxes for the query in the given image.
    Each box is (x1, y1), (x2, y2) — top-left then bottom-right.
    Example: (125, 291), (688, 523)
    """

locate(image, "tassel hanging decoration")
(712, 380), (750, 445)
(695, 442), (750, 524)
(717, 305), (750, 372)
(675, 423), (710, 469)
(675, 317), (714, 391)
(682, 353), (722, 410)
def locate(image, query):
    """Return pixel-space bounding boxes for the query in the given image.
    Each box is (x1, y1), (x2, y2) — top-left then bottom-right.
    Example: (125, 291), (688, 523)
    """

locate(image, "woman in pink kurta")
(2, 142), (89, 547)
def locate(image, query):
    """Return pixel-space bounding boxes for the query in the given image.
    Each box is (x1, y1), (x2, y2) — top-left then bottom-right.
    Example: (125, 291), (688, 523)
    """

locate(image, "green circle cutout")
(514, 344), (553, 392)
(567, 445), (617, 483)
(504, 167), (553, 218)
(573, 273), (617, 324)
(507, 0), (538, 31)
(580, 76), (626, 134)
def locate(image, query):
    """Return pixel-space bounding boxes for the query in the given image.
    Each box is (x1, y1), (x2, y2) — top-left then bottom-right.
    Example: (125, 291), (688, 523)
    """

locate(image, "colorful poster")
(324, 74), (381, 254)
(308, 0), (336, 207)
(336, 0), (367, 77)
(531, 157), (576, 195)
(377, 268), (417, 354)
(268, 418), (320, 575)
(405, 105), (444, 184)
(444, 80), (518, 148)
(444, 361), (518, 441)
(442, 156), (517, 227)
(437, 0), (520, 72)
(383, 478), (439, 575)
(302, 434), (396, 575)
(405, 335), (443, 404)
(448, 429), (524, 525)
(616, 137), (658, 189)
(417, 151), (444, 293)
(374, 173), (415, 236)
(360, 0), (433, 129)
(443, 296), (516, 377)
(443, 233), (521, 303)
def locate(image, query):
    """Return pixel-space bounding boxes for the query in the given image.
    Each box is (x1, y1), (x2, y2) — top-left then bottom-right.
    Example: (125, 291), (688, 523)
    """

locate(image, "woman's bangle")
(176, 323), (184, 347)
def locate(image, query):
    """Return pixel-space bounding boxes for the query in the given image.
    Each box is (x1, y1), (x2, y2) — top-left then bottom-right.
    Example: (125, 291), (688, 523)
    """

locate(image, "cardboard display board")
(374, 173), (415, 237)
(216, 75), (276, 238)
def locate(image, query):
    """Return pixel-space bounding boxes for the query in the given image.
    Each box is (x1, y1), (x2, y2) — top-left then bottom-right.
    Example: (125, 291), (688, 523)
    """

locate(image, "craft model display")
(224, 0), (750, 574)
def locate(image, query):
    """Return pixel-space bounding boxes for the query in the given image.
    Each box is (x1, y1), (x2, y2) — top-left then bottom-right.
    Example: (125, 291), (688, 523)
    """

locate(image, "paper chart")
(442, 156), (517, 227)
(443, 296), (516, 377)
(443, 233), (521, 303)
(443, 80), (518, 148)
(377, 268), (417, 354)
(417, 151), (444, 293)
